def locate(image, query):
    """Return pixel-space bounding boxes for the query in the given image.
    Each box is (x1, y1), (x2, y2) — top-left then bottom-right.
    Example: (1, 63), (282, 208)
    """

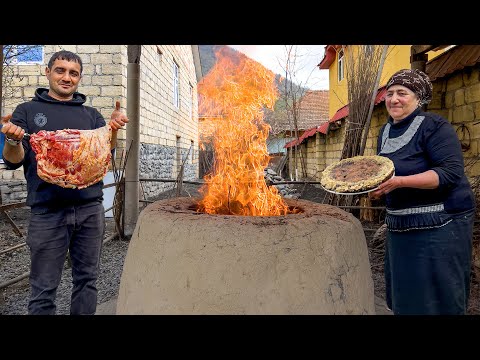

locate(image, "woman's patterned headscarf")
(386, 69), (433, 105)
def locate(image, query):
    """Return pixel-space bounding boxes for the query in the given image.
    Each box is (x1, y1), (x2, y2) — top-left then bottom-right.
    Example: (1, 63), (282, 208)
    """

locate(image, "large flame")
(197, 47), (289, 216)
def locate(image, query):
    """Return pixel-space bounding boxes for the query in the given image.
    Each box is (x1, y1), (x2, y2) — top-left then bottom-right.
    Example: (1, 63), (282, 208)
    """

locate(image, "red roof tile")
(284, 86), (387, 148)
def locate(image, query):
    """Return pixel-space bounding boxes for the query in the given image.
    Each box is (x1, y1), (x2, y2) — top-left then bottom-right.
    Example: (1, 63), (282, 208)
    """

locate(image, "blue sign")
(0, 132), (4, 163)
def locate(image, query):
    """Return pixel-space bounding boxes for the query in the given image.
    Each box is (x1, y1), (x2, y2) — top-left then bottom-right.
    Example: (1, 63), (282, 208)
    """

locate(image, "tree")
(275, 45), (321, 180)
(341, 45), (388, 160)
(1, 45), (43, 115)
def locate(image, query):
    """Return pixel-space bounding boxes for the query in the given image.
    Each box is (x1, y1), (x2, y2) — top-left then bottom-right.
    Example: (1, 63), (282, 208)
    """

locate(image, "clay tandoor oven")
(116, 197), (375, 314)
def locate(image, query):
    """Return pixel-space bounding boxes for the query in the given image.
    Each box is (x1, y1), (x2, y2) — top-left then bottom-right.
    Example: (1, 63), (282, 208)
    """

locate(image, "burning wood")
(197, 47), (293, 216)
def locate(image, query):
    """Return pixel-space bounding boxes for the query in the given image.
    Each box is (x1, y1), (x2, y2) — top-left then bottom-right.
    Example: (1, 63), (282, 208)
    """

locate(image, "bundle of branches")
(110, 141), (132, 240)
(368, 223), (387, 271)
(328, 45), (388, 207)
(342, 45), (387, 158)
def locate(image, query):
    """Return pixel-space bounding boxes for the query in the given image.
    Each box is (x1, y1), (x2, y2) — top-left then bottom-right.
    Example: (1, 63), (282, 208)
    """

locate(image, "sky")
(229, 45), (329, 90)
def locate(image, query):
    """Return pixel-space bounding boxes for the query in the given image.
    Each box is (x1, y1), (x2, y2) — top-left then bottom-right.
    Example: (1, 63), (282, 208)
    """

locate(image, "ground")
(1, 182), (479, 315)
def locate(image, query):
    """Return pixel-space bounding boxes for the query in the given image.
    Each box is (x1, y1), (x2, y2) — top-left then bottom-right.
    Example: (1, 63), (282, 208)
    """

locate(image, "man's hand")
(109, 101), (129, 131)
(1, 114), (25, 141)
(1, 114), (25, 164)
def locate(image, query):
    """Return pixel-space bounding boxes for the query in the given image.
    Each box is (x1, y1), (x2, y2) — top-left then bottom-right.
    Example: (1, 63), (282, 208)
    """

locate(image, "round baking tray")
(320, 173), (394, 196)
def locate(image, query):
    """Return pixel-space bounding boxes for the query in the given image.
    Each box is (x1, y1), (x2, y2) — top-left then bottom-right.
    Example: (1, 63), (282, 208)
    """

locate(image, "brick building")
(1, 45), (201, 204)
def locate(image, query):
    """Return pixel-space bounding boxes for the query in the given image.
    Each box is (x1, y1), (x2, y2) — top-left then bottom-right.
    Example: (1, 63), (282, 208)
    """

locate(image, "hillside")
(198, 45), (307, 96)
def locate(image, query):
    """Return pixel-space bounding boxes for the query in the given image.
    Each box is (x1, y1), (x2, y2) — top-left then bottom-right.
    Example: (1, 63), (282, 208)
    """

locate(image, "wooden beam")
(0, 201), (27, 211)
(411, 45), (437, 55)
(1, 209), (24, 237)
(411, 45), (450, 55)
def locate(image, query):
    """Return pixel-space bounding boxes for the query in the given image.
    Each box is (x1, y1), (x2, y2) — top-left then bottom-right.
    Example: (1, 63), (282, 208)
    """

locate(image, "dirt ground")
(1, 181), (479, 314)
(0, 206), (31, 260)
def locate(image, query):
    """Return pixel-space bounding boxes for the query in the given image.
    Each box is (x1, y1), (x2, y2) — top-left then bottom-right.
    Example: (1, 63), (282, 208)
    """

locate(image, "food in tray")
(321, 155), (394, 194)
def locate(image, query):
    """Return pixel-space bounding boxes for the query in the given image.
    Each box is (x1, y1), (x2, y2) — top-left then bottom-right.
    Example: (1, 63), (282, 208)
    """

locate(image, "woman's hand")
(370, 176), (403, 199)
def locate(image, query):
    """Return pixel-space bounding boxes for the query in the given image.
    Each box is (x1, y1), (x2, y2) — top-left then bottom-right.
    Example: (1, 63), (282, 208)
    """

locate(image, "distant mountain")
(198, 45), (307, 95)
(198, 45), (310, 134)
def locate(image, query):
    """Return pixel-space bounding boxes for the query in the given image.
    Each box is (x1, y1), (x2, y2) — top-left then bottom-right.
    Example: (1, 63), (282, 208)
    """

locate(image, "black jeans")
(26, 201), (105, 315)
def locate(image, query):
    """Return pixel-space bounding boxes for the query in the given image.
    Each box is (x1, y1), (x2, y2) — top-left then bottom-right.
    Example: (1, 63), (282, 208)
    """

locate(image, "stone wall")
(427, 64), (480, 178)
(139, 144), (197, 199)
(0, 167), (27, 204)
(288, 120), (346, 182)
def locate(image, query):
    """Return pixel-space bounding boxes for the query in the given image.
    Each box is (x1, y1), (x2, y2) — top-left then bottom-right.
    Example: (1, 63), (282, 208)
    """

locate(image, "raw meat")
(30, 125), (112, 189)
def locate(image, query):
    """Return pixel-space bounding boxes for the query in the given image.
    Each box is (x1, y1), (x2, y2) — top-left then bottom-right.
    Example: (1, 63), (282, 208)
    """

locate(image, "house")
(272, 90), (329, 153)
(0, 45), (201, 204)
(281, 90), (329, 179)
(285, 45), (480, 182)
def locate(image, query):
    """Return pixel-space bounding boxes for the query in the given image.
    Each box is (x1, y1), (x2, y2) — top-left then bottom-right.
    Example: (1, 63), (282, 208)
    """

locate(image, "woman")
(371, 68), (475, 315)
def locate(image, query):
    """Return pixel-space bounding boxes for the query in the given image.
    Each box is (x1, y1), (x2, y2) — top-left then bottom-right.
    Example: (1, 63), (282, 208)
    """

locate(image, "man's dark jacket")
(3, 88), (107, 210)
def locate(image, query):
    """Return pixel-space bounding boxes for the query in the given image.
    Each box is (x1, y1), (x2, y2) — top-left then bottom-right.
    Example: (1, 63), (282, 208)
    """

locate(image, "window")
(337, 49), (344, 82)
(173, 61), (180, 108)
(3, 45), (43, 65)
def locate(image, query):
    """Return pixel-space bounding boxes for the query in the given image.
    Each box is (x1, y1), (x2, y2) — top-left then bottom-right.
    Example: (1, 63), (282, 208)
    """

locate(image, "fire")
(197, 47), (290, 216)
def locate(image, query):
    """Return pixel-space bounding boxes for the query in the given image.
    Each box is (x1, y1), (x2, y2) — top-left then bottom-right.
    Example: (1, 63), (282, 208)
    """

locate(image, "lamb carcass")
(30, 125), (112, 189)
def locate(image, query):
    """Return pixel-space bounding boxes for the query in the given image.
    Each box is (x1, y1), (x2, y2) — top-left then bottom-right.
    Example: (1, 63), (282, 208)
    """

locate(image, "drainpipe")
(124, 45), (141, 237)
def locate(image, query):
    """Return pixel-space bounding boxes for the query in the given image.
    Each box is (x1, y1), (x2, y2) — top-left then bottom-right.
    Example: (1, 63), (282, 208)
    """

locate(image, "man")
(0, 50), (128, 315)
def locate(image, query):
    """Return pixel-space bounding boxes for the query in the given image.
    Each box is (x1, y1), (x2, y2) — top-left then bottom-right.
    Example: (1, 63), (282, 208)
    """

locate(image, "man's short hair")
(47, 50), (83, 74)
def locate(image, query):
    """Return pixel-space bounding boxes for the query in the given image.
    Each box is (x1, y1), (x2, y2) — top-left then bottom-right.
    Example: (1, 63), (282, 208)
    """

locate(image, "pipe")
(124, 46), (141, 237)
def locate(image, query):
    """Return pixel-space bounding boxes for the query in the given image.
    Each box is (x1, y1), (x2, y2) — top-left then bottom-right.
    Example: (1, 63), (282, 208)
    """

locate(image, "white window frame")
(337, 50), (344, 82)
(189, 83), (194, 120)
(173, 61), (180, 108)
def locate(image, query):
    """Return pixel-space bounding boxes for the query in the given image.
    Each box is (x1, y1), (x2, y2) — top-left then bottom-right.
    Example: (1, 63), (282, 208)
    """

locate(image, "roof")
(297, 90), (330, 129)
(285, 86), (387, 148)
(284, 124), (328, 148)
(318, 45), (342, 69)
(272, 90), (330, 132)
(426, 45), (480, 81)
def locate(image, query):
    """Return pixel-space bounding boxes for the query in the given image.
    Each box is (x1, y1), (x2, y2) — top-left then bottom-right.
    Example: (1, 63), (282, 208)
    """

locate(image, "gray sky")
(229, 45), (329, 90)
